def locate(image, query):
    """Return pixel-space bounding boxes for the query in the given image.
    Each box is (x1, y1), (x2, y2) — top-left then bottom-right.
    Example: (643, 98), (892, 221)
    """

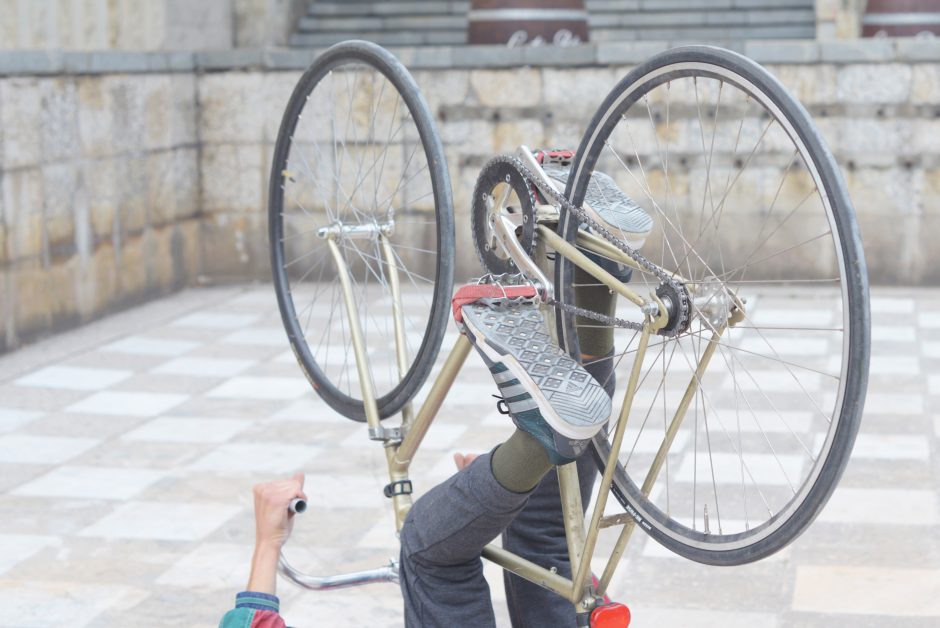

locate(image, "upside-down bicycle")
(267, 40), (870, 625)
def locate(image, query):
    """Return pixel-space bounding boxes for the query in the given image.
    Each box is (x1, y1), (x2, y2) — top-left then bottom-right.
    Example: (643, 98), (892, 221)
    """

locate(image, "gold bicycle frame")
(309, 221), (732, 614)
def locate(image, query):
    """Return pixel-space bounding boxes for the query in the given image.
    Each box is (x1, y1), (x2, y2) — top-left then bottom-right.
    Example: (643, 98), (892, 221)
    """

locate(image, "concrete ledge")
(1, 38), (938, 77)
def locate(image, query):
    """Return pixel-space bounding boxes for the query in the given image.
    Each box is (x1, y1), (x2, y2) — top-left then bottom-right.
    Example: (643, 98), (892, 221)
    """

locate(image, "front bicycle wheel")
(269, 40), (455, 422)
(555, 46), (870, 565)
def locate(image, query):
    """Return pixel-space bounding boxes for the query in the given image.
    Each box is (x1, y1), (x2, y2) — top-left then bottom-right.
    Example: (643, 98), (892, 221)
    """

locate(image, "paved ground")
(0, 285), (937, 627)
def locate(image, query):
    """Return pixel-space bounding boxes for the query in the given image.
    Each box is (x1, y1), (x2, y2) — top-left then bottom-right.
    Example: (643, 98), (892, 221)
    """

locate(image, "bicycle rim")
(556, 46), (870, 564)
(269, 41), (455, 421)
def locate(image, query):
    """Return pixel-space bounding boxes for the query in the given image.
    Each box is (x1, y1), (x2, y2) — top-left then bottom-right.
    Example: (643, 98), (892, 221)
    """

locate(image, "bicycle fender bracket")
(383, 479), (413, 498)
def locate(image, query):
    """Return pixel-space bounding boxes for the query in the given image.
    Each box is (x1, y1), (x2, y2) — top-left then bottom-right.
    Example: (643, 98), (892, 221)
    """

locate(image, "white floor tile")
(221, 328), (289, 346)
(79, 501), (241, 541)
(872, 326), (916, 342)
(628, 605), (778, 628)
(121, 417), (253, 443)
(206, 376), (310, 400)
(13, 466), (166, 500)
(863, 392), (924, 415)
(871, 297), (915, 314)
(923, 342), (940, 359)
(172, 312), (259, 328)
(270, 397), (339, 422)
(155, 542), (253, 588)
(102, 336), (199, 356)
(65, 391), (189, 417)
(0, 534), (60, 575)
(833, 433), (930, 460)
(867, 355), (920, 376)
(0, 581), (146, 628)
(0, 407), (43, 433)
(817, 488), (939, 525)
(151, 357), (255, 378)
(917, 312), (940, 328)
(793, 566), (940, 616)
(189, 443), (319, 474)
(0, 434), (100, 464)
(15, 365), (131, 391)
(675, 452), (804, 487)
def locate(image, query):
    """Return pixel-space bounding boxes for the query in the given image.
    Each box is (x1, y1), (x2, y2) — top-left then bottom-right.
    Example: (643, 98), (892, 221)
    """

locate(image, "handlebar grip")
(289, 498), (307, 514)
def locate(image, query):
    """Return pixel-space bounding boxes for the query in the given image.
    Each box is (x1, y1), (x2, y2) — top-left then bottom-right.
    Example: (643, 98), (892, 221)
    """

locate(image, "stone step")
(297, 14), (468, 33)
(591, 23), (816, 41)
(291, 29), (467, 47)
(308, 1), (469, 17)
(585, 0), (813, 8)
(589, 8), (815, 28)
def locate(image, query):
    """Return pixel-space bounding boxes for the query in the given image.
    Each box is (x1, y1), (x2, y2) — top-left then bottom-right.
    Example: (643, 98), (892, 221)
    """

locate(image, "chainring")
(471, 159), (538, 275)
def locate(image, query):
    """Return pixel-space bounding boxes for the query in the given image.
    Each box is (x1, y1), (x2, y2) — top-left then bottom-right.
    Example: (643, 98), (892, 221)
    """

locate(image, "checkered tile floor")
(0, 285), (937, 627)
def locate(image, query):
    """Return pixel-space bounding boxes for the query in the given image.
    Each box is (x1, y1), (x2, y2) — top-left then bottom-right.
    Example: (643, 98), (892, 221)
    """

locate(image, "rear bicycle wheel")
(269, 40), (455, 422)
(555, 46), (870, 565)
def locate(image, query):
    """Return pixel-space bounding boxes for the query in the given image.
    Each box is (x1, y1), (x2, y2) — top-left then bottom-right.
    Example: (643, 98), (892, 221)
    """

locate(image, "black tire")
(269, 40), (455, 422)
(555, 46), (870, 565)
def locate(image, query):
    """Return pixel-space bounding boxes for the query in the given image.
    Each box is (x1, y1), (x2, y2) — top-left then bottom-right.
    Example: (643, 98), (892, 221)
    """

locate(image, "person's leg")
(501, 355), (616, 628)
(399, 432), (552, 628)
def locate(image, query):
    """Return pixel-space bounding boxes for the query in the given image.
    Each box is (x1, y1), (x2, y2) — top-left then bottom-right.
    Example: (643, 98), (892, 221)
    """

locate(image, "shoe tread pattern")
(463, 302), (610, 429)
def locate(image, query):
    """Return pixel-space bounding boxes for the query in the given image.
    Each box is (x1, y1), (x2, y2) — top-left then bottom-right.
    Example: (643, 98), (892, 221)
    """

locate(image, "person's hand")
(453, 453), (479, 471)
(253, 472), (307, 551)
(247, 473), (307, 595)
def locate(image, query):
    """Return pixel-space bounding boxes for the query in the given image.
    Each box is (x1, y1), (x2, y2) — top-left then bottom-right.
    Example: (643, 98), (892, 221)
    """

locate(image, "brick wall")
(1, 39), (938, 352)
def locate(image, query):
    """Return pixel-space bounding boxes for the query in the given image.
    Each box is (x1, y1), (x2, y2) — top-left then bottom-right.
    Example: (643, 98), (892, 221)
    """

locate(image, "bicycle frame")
(279, 216), (735, 616)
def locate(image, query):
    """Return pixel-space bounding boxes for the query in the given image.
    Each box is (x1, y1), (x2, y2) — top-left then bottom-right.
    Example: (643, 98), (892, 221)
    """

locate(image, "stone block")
(451, 46), (523, 69)
(470, 68), (540, 108)
(596, 41), (667, 65)
(74, 242), (119, 321)
(895, 38), (940, 63)
(918, 168), (940, 216)
(0, 0), (15, 48)
(117, 231), (149, 301)
(911, 65), (940, 106)
(173, 148), (201, 220)
(262, 71), (303, 142)
(147, 151), (177, 228)
(12, 262), (53, 338)
(414, 69), (471, 110)
(141, 75), (174, 151)
(828, 118), (902, 167)
(201, 143), (266, 214)
(104, 74), (146, 155)
(41, 163), (78, 256)
(77, 76), (115, 158)
(83, 159), (118, 239)
(199, 211), (270, 281)
(169, 73), (198, 146)
(837, 64), (912, 105)
(543, 67), (615, 119)
(199, 72), (266, 143)
(820, 40), (895, 63)
(493, 119), (544, 153)
(744, 41), (820, 64)
(0, 78), (42, 168)
(906, 120), (940, 157)
(765, 64), (838, 105)
(438, 119), (492, 147)
(45, 255), (80, 329)
(1, 168), (44, 261)
(117, 156), (150, 235)
(846, 167), (916, 218)
(38, 77), (81, 162)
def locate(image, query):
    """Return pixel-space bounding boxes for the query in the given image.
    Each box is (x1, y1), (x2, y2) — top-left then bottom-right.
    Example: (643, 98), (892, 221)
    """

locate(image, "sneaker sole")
(461, 302), (610, 441)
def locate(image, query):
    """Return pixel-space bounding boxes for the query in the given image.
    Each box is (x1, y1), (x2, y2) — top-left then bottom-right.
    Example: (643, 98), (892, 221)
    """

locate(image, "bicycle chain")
(489, 154), (690, 337)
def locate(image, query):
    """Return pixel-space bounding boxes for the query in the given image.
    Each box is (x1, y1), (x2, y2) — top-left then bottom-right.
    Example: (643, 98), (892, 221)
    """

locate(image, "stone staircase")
(291, 0), (816, 47)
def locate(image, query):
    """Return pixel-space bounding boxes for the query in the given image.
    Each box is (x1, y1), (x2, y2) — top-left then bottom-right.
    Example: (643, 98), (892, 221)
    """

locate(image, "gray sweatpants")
(399, 452), (597, 628)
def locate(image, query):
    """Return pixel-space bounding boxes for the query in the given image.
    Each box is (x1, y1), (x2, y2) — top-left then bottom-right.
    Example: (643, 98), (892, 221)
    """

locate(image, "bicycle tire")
(269, 40), (455, 422)
(555, 45), (870, 565)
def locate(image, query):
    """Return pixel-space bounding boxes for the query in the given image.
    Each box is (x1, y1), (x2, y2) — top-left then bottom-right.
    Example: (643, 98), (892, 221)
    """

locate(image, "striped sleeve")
(219, 592), (286, 628)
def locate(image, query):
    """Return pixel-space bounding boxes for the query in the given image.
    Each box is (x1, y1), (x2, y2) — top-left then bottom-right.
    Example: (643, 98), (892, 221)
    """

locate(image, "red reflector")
(590, 603), (631, 628)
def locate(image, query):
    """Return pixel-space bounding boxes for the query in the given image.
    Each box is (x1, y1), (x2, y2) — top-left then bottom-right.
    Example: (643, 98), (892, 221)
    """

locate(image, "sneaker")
(535, 149), (653, 250)
(460, 298), (611, 465)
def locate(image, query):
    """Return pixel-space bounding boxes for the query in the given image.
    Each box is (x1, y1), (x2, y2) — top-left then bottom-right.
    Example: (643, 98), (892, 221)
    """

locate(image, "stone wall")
(1, 39), (938, 351)
(0, 0), (306, 50)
